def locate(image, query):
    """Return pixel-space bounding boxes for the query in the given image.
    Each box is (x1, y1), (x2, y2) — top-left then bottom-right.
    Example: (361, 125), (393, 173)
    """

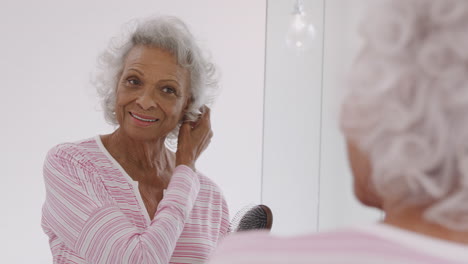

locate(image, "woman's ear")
(183, 97), (192, 111)
(180, 96), (193, 122)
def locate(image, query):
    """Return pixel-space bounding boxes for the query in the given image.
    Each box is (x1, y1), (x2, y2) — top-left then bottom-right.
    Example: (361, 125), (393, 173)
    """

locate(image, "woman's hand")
(176, 106), (213, 171)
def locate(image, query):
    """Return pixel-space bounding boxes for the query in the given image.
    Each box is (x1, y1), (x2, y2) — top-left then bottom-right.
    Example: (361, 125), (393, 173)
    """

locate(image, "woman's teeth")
(130, 112), (158, 122)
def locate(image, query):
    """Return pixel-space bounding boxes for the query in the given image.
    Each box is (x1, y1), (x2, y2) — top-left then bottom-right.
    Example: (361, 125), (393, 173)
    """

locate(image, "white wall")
(0, 1), (266, 263)
(318, 0), (381, 231)
(262, 0), (324, 236)
(262, 0), (381, 236)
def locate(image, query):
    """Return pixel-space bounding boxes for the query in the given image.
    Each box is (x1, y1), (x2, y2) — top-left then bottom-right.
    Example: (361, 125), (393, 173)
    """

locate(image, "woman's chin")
(354, 185), (384, 210)
(122, 126), (168, 142)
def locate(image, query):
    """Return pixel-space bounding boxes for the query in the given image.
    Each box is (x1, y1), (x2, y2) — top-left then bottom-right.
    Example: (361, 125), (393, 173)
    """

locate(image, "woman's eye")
(162, 86), (176, 94)
(127, 78), (141, 86)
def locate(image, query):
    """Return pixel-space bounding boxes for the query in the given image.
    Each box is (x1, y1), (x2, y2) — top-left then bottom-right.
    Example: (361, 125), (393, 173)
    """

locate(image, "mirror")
(3, 0), (381, 262)
(2, 1), (265, 262)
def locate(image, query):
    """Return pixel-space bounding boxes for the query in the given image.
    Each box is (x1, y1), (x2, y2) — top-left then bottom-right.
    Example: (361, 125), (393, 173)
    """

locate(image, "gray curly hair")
(94, 15), (218, 145)
(340, 0), (468, 230)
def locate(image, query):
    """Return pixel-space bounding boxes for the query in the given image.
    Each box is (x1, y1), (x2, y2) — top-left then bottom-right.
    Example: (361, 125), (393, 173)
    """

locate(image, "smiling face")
(115, 45), (190, 141)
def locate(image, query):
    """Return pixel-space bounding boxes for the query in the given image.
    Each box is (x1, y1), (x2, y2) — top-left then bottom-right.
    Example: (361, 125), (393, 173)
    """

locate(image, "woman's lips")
(129, 112), (159, 123)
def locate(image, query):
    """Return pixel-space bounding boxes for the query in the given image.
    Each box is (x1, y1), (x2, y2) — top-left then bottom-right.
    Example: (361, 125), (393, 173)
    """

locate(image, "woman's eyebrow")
(127, 68), (182, 86)
(159, 79), (181, 86)
(127, 68), (145, 76)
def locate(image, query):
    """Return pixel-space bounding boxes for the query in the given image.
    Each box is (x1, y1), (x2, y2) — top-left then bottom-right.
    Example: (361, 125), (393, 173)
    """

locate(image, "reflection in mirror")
(41, 15), (233, 263)
(1, 1), (265, 263)
(230, 204), (274, 232)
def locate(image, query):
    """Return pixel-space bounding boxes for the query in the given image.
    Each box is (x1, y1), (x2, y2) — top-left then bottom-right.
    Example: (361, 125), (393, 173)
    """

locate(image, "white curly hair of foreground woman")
(340, 0), (468, 230)
(93, 16), (219, 147)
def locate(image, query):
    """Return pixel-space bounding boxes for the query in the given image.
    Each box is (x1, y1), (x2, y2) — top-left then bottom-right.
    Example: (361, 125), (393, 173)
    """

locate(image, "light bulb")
(286, 1), (316, 50)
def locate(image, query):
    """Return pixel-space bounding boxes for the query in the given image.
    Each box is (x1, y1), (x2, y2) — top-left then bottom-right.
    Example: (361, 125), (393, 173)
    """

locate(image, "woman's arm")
(218, 195), (231, 240)
(42, 147), (200, 264)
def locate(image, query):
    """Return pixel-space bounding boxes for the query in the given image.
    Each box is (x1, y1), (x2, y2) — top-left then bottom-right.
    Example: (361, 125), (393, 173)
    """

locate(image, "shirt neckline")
(355, 222), (468, 262)
(94, 135), (152, 225)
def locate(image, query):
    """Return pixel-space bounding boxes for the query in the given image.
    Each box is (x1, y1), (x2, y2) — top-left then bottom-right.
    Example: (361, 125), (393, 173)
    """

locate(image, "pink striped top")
(209, 223), (468, 264)
(41, 136), (230, 264)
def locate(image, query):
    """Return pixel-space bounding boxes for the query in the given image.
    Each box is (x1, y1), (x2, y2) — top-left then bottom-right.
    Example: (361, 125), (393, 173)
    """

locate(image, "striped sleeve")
(42, 145), (200, 264)
(218, 195), (230, 241)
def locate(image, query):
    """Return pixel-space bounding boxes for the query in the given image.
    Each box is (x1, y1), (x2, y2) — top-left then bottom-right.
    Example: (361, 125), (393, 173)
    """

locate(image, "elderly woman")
(209, 0), (468, 263)
(41, 16), (229, 263)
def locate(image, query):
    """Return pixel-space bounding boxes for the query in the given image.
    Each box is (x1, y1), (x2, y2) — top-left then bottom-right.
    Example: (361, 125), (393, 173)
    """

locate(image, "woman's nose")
(135, 89), (157, 110)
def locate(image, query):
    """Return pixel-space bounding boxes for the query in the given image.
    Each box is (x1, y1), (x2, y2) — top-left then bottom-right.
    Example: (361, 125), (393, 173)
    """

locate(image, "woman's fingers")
(176, 106), (213, 170)
(194, 107), (212, 156)
(192, 106), (211, 131)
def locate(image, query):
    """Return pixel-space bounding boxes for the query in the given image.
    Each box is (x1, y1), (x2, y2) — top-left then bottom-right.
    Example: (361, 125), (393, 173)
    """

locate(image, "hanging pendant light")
(286, 0), (316, 50)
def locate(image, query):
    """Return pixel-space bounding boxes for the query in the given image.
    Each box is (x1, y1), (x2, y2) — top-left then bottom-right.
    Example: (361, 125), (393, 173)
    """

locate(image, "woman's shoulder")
(195, 171), (224, 194)
(193, 171), (229, 213)
(211, 225), (468, 264)
(46, 136), (102, 167)
(209, 228), (382, 264)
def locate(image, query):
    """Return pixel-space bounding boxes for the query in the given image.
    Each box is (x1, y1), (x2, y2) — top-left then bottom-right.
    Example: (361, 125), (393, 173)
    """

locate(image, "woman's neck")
(101, 129), (173, 181)
(383, 205), (468, 245)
